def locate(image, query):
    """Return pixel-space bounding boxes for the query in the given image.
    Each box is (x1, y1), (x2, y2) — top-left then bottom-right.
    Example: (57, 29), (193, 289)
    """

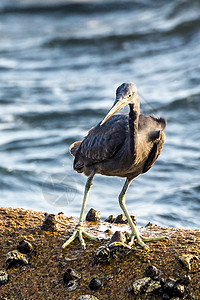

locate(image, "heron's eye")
(128, 93), (132, 98)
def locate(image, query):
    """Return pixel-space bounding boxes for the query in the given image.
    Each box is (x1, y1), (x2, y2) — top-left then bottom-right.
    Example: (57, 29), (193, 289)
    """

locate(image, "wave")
(0, 166), (35, 190)
(0, 0), (146, 15)
(43, 20), (200, 49)
(16, 109), (105, 125)
(164, 18), (200, 37)
(162, 93), (200, 112)
(43, 33), (154, 48)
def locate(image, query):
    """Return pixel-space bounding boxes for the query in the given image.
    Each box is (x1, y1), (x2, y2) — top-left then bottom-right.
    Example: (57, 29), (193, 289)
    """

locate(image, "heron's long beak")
(100, 99), (127, 126)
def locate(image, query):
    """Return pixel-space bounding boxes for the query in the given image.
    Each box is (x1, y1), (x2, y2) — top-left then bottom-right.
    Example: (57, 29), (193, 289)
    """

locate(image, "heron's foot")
(62, 224), (99, 251)
(128, 233), (168, 250)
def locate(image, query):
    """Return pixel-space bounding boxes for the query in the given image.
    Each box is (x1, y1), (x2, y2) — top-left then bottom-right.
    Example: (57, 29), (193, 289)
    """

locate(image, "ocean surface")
(0, 0), (200, 229)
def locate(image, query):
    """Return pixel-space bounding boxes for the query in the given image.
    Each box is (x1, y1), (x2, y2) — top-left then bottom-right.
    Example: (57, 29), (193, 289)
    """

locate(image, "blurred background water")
(0, 0), (200, 229)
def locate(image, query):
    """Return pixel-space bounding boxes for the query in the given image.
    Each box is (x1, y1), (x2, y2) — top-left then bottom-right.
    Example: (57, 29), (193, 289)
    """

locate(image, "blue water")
(0, 0), (200, 229)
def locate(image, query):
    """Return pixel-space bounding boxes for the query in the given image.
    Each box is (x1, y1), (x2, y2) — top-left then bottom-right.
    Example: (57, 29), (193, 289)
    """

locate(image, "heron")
(62, 82), (166, 250)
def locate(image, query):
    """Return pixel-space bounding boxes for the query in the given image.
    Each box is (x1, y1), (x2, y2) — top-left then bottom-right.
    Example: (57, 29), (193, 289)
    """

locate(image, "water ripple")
(0, 0), (199, 229)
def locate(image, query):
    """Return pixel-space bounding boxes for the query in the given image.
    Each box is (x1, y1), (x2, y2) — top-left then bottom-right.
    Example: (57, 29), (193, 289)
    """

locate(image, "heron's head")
(100, 82), (138, 126)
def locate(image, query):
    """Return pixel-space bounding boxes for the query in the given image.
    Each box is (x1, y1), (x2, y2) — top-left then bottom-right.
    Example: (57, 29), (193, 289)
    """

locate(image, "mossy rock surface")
(0, 207), (199, 299)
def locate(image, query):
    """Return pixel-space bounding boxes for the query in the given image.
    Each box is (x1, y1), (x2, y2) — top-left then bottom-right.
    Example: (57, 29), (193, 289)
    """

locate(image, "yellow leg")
(62, 173), (98, 251)
(119, 178), (167, 249)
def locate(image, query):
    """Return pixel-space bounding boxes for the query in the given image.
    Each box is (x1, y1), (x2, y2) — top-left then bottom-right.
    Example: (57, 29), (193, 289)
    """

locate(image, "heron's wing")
(137, 114), (166, 173)
(142, 131), (165, 173)
(139, 114), (166, 173)
(74, 115), (128, 170)
(138, 114), (166, 134)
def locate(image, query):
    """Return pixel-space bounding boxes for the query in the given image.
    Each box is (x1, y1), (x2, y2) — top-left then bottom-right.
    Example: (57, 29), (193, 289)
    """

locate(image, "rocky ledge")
(0, 207), (199, 300)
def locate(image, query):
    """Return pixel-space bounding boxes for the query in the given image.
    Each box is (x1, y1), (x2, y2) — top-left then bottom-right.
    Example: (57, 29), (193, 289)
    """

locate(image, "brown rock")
(105, 215), (115, 223)
(0, 207), (199, 300)
(109, 231), (126, 244)
(113, 214), (127, 224)
(41, 213), (58, 231)
(113, 214), (136, 224)
(86, 208), (101, 222)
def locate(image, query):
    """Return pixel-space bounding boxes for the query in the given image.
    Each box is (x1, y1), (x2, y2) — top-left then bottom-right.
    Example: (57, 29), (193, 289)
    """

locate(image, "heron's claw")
(62, 224), (99, 251)
(128, 233), (167, 250)
(128, 234), (148, 249)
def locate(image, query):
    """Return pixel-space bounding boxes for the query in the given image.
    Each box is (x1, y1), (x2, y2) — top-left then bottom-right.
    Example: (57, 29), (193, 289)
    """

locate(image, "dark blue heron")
(62, 82), (166, 250)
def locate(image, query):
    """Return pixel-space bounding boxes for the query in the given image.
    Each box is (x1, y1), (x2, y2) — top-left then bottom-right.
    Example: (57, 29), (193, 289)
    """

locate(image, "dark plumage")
(62, 82), (166, 250)
(70, 113), (165, 177)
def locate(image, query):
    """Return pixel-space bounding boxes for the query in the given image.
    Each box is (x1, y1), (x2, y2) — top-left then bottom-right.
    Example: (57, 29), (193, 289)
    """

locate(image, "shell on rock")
(0, 270), (9, 285)
(178, 254), (199, 271)
(145, 265), (162, 281)
(17, 240), (33, 254)
(6, 250), (29, 269)
(89, 278), (102, 290)
(128, 277), (152, 295)
(63, 268), (81, 283)
(95, 241), (132, 263)
(164, 278), (176, 291)
(66, 280), (78, 292)
(109, 242), (132, 259)
(128, 276), (162, 298)
(63, 268), (81, 292)
(95, 245), (111, 263)
(145, 280), (161, 296)
(160, 277), (186, 298)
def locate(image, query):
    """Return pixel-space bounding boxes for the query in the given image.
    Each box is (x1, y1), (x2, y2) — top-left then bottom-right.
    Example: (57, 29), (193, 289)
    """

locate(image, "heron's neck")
(129, 95), (140, 156)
